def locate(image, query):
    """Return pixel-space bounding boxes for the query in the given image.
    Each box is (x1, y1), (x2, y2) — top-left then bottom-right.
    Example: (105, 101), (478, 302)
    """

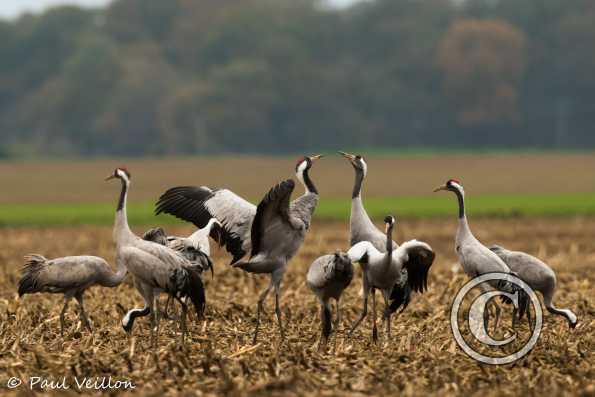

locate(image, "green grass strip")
(1, 193), (594, 227)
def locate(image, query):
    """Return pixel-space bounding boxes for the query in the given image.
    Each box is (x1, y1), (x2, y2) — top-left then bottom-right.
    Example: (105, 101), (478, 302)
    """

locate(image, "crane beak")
(433, 184), (448, 192)
(309, 154), (323, 161)
(105, 175), (116, 181)
(338, 151), (356, 161)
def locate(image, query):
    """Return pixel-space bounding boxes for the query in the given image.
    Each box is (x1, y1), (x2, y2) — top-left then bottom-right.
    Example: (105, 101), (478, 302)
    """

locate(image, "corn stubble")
(0, 218), (593, 396)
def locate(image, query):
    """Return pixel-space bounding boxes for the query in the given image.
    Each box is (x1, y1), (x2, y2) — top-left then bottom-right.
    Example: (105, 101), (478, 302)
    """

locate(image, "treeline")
(0, 0), (594, 157)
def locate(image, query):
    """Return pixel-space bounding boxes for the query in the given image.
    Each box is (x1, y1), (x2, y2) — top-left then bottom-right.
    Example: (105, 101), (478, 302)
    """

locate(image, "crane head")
(105, 167), (131, 181)
(433, 179), (463, 193)
(384, 215), (395, 225)
(295, 154), (322, 173)
(338, 151), (367, 177)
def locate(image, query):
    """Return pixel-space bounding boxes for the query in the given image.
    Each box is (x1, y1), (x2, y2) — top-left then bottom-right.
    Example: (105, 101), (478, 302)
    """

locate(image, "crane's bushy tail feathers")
(385, 281), (412, 317)
(18, 254), (47, 296)
(334, 252), (354, 287)
(179, 246), (214, 277)
(178, 265), (206, 319)
(401, 244), (435, 294)
(321, 304), (332, 338)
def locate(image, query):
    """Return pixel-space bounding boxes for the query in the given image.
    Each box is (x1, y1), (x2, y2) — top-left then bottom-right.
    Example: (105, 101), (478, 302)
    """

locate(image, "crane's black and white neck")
(339, 151), (383, 250)
(434, 179), (474, 244)
(384, 215), (395, 255)
(295, 155), (322, 195)
(339, 151), (367, 199)
(106, 167), (133, 241)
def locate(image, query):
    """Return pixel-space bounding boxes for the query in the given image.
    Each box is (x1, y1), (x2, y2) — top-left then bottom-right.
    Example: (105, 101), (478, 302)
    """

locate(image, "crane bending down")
(347, 216), (434, 342)
(306, 251), (354, 350)
(107, 167), (207, 345)
(18, 254), (127, 335)
(339, 151), (434, 316)
(489, 245), (578, 328)
(141, 225), (215, 275)
(434, 179), (519, 329)
(142, 225), (215, 317)
(154, 156), (322, 343)
(144, 218), (221, 258)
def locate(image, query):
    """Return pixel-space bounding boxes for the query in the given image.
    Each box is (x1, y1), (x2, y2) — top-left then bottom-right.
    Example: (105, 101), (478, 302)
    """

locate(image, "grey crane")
(18, 253), (127, 336)
(142, 225), (215, 317)
(339, 151), (434, 316)
(434, 179), (518, 329)
(154, 156), (322, 343)
(154, 155), (322, 265)
(306, 251), (354, 350)
(347, 216), (434, 342)
(106, 167), (208, 345)
(489, 245), (578, 328)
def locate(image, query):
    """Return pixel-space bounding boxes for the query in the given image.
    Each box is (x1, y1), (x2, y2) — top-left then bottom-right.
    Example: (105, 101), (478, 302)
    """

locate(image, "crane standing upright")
(348, 216), (434, 342)
(155, 156), (323, 343)
(106, 167), (207, 345)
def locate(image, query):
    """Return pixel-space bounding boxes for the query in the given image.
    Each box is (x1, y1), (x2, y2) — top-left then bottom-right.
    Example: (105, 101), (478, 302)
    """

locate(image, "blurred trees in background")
(0, 0), (593, 157)
(437, 19), (526, 126)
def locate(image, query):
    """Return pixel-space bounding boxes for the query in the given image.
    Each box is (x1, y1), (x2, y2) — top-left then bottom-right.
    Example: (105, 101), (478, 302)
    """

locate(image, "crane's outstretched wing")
(155, 186), (256, 264)
(250, 179), (295, 257)
(398, 240), (435, 293)
(347, 241), (373, 263)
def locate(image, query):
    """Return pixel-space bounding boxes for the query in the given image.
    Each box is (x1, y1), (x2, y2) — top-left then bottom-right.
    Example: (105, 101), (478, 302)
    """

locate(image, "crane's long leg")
(349, 275), (370, 336)
(334, 297), (342, 333)
(333, 297), (341, 352)
(319, 300), (332, 351)
(371, 288), (378, 343)
(381, 290), (391, 339)
(273, 275), (285, 342)
(162, 295), (173, 320)
(74, 292), (92, 332)
(526, 304), (533, 329)
(479, 284), (492, 332)
(123, 279), (153, 335)
(492, 301), (501, 334)
(60, 295), (72, 337)
(179, 298), (188, 345)
(151, 294), (161, 348)
(134, 280), (155, 345)
(253, 278), (274, 345)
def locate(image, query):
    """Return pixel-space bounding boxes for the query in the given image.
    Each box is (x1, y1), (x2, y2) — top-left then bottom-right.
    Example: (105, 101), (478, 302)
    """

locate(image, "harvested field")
(0, 217), (593, 396)
(0, 153), (593, 204)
